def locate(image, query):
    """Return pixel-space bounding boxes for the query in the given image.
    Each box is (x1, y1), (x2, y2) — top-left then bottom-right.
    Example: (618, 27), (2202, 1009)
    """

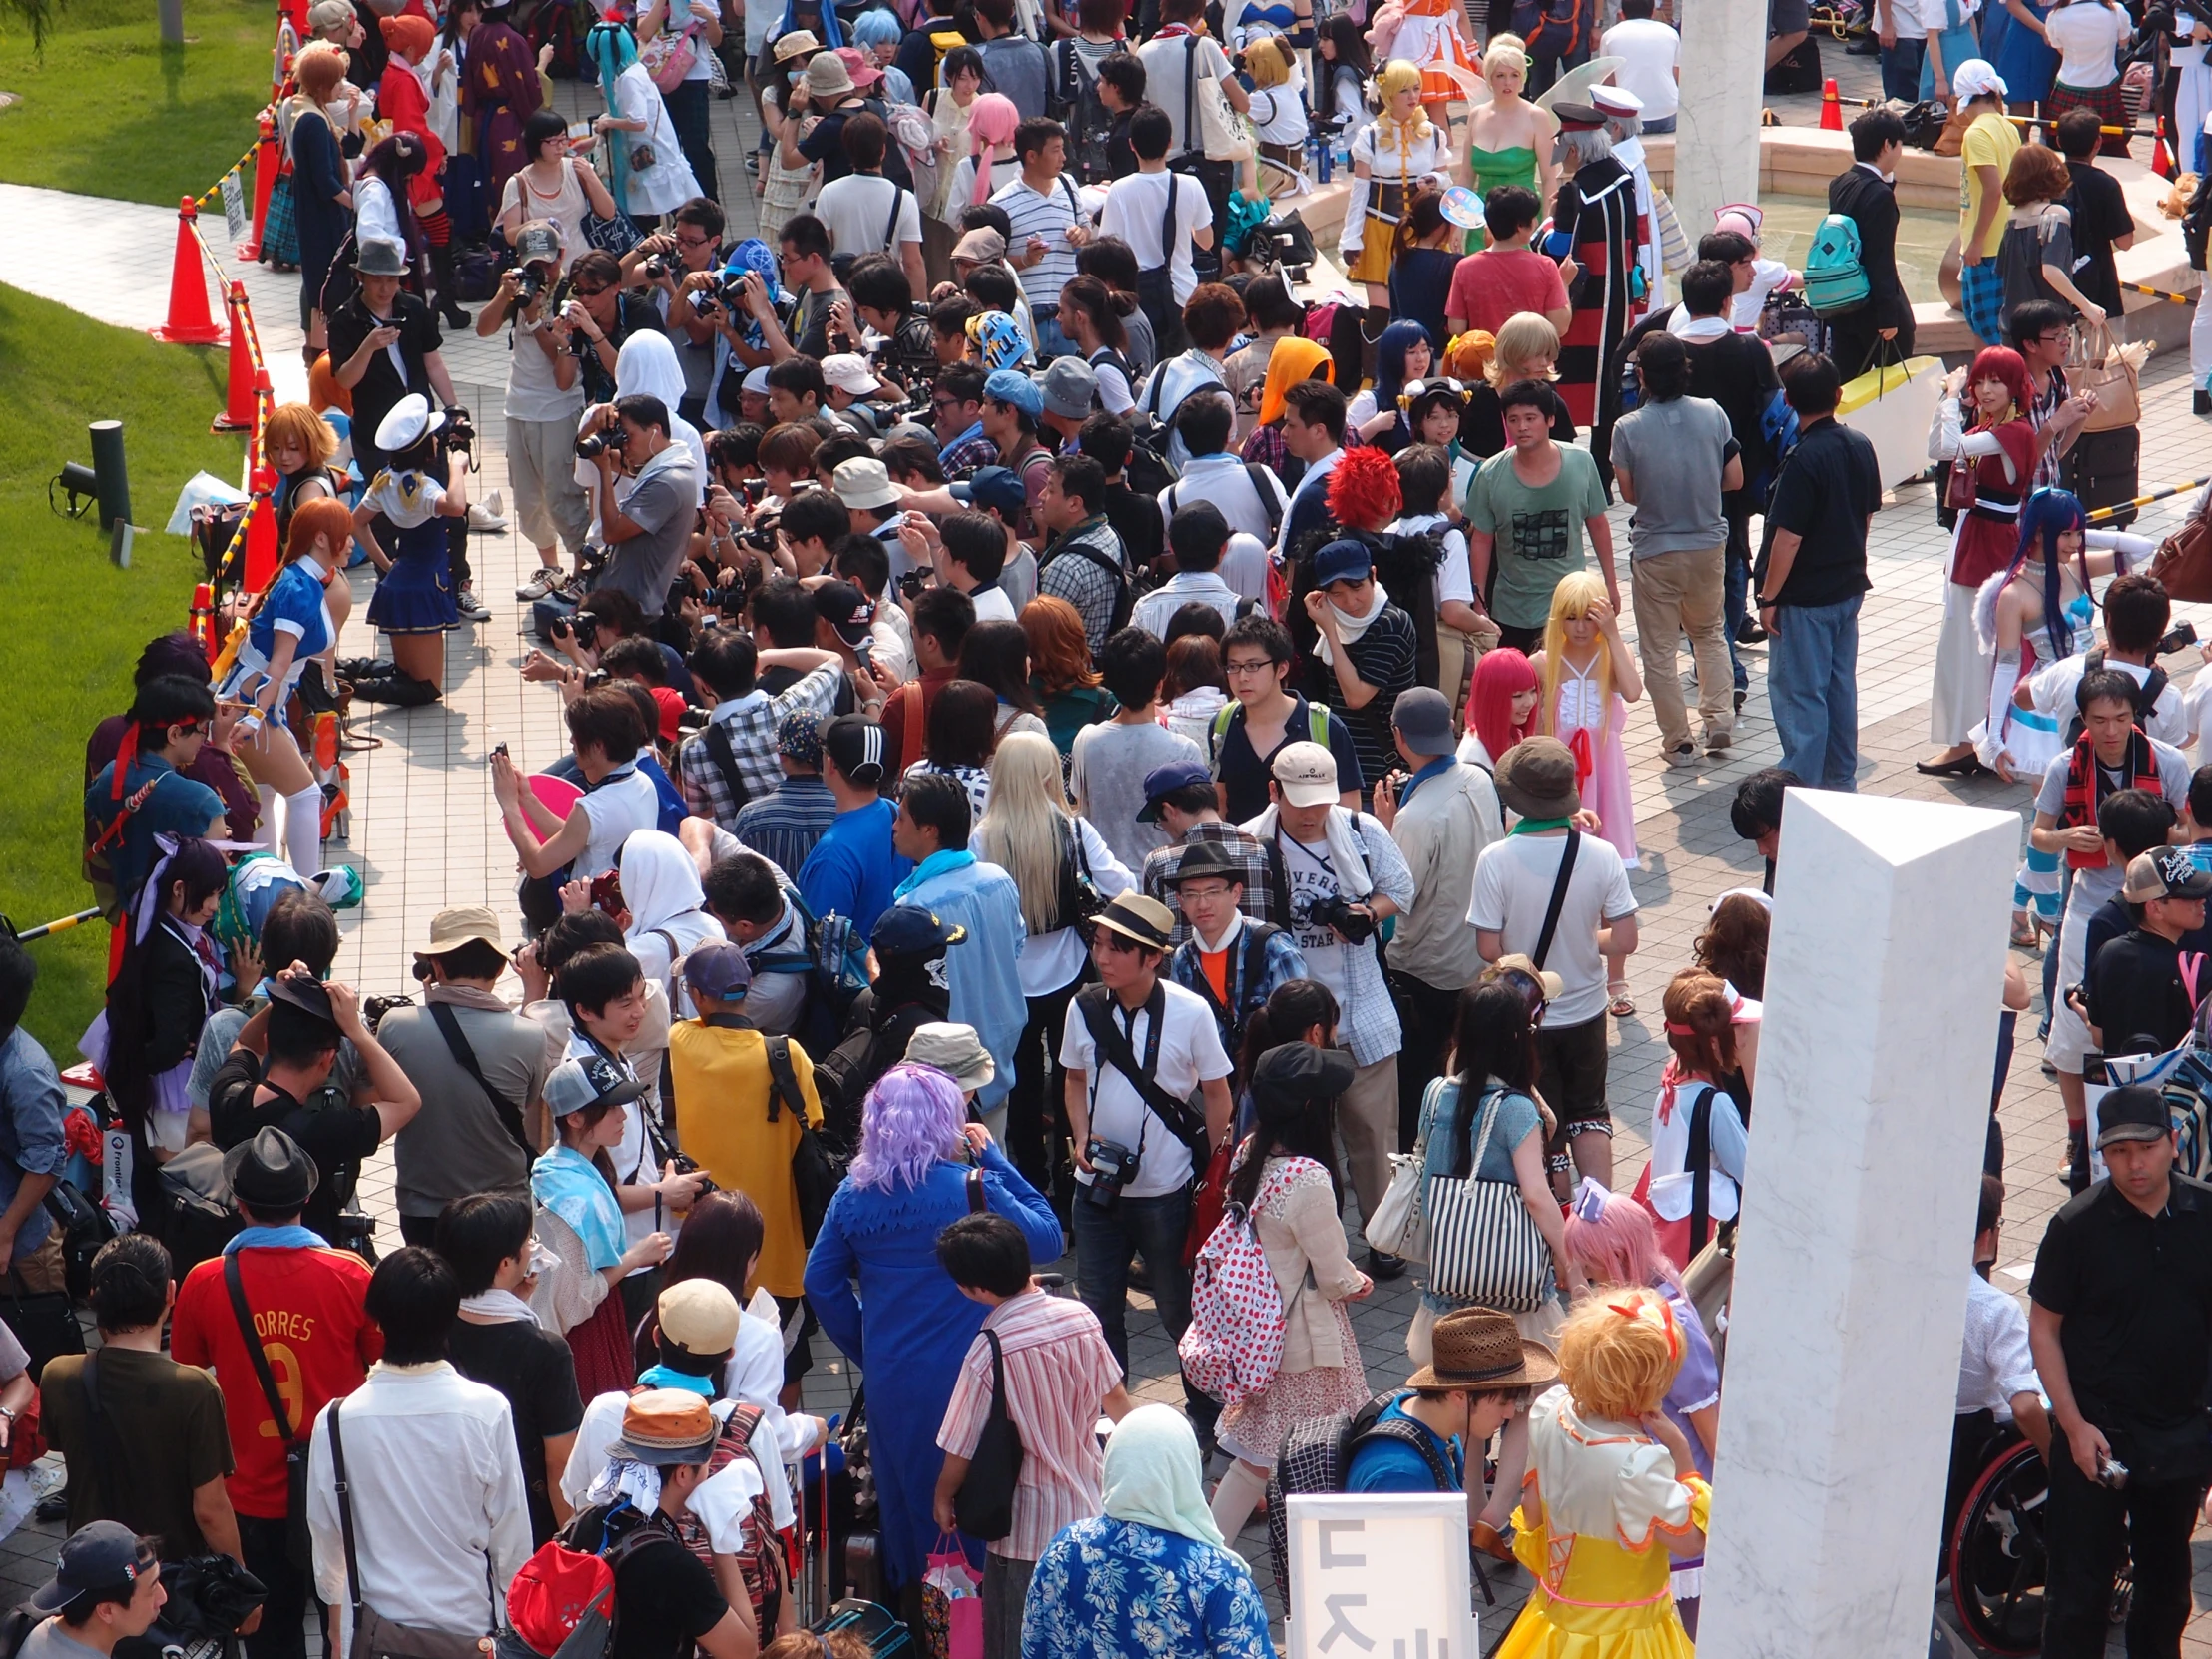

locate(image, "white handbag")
(1181, 36), (1254, 164)
(1366, 1077), (1441, 1263)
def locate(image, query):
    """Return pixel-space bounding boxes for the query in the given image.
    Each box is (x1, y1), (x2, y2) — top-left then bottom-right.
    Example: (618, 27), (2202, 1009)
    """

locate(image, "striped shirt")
(990, 173), (1088, 312)
(734, 776), (839, 878)
(937, 1289), (1122, 1561)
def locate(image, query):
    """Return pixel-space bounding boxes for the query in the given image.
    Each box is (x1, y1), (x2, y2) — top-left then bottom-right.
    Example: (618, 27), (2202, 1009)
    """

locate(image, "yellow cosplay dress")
(1338, 102), (1451, 286)
(1495, 1386), (1711, 1659)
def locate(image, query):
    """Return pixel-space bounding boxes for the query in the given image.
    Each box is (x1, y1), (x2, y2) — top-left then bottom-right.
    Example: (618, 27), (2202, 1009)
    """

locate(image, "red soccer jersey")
(172, 1247), (384, 1519)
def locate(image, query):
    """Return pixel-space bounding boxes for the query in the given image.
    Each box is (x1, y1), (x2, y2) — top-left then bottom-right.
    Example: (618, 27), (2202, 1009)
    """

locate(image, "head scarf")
(615, 331), (709, 495)
(717, 238), (784, 355)
(618, 830), (724, 953)
(1258, 335), (1333, 426)
(967, 92), (1021, 203)
(1375, 59), (1433, 143)
(1101, 1404), (1226, 1546)
(777, 0), (844, 49)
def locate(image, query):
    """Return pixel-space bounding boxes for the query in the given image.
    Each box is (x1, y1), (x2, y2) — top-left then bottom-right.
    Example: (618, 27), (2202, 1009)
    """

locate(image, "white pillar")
(1697, 790), (2019, 1659)
(1670, 0), (1766, 276)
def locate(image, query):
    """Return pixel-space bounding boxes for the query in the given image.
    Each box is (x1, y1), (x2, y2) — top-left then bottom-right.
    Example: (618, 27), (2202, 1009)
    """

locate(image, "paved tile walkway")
(4, 49), (2212, 1652)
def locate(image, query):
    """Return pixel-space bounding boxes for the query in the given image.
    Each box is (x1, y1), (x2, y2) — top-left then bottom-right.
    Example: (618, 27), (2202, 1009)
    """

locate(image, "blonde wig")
(1556, 1285), (1685, 1420)
(973, 731), (1079, 937)
(1481, 32), (1530, 84)
(1538, 570), (1616, 752)
(1246, 33), (1294, 89)
(1485, 310), (1561, 387)
(1375, 59), (1434, 143)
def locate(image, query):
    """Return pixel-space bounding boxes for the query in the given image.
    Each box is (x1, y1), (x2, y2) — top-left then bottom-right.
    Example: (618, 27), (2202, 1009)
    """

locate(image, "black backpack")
(1039, 533), (1136, 635)
(1054, 39), (1115, 182)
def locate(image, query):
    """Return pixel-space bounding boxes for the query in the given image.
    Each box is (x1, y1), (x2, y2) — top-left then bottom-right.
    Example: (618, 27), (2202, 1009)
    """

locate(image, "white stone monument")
(1697, 790), (2019, 1659)
(1671, 0), (1767, 276)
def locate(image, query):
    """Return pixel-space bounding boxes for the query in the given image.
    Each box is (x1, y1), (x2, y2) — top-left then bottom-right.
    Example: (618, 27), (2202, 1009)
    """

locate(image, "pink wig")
(848, 1062), (969, 1193)
(967, 93), (1020, 204)
(1564, 1186), (1681, 1291)
(1469, 646), (1539, 764)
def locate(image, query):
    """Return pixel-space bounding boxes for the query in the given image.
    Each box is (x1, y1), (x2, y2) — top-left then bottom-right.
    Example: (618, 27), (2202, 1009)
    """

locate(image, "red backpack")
(502, 1510), (676, 1659)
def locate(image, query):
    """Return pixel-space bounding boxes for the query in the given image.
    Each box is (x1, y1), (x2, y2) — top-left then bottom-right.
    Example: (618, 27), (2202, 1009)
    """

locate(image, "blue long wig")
(1372, 319), (1434, 407)
(2009, 487), (2092, 660)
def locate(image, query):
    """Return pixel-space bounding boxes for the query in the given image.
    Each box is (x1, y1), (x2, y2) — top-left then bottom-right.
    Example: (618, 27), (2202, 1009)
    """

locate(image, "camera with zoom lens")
(1302, 893), (1376, 943)
(2159, 620), (2199, 657)
(688, 270), (748, 316)
(643, 255), (670, 281)
(441, 405), (477, 458)
(512, 267), (545, 307)
(1081, 1138), (1139, 1208)
(576, 419), (626, 460)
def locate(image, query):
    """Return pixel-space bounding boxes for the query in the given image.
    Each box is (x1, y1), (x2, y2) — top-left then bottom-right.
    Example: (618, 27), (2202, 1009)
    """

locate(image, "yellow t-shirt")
(669, 1019), (824, 1298)
(1960, 111), (2021, 259)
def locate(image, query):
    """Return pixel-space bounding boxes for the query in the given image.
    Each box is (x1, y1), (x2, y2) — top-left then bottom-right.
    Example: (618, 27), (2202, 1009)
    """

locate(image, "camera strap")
(428, 1000), (534, 1159)
(1074, 983), (1208, 1156)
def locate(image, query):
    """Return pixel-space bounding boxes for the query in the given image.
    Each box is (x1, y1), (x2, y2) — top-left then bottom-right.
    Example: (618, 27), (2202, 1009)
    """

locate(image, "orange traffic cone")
(241, 115), (277, 260)
(212, 285), (258, 432)
(2154, 116), (2175, 179)
(1819, 78), (1844, 131)
(152, 198), (227, 346)
(244, 466), (278, 591)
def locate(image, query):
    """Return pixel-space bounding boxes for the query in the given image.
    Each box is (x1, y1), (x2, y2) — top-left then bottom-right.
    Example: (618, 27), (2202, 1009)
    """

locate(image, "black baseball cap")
(31, 1522), (156, 1613)
(823, 715), (887, 788)
(1249, 1042), (1357, 1115)
(2096, 1084), (2173, 1150)
(812, 580), (874, 648)
(266, 971), (334, 1023)
(872, 903), (967, 958)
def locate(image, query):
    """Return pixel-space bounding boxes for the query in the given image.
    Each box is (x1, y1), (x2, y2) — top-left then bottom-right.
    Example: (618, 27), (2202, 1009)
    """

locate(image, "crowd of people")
(28, 0), (2212, 1653)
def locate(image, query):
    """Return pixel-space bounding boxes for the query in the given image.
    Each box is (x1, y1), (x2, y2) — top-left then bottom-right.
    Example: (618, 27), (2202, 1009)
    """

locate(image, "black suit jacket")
(1829, 163), (1911, 330)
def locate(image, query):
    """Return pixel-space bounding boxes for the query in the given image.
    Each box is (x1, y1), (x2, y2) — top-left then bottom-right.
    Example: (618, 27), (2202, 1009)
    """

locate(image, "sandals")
(1916, 754), (1988, 778)
(2010, 913), (2043, 951)
(1608, 980), (1636, 1018)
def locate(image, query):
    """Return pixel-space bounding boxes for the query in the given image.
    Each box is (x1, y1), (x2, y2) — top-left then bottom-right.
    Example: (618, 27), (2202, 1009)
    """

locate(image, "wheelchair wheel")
(1948, 1436), (2049, 1657)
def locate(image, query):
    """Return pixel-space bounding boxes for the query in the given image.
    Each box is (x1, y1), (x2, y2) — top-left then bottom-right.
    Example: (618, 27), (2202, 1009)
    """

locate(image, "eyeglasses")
(675, 232), (713, 250)
(1178, 880), (1233, 900)
(1224, 656), (1277, 677)
(932, 395), (964, 413)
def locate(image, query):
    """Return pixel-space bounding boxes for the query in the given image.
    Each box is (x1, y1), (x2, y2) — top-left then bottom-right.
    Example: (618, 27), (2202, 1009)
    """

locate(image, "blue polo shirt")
(799, 799), (911, 941)
(1344, 1397), (1465, 1494)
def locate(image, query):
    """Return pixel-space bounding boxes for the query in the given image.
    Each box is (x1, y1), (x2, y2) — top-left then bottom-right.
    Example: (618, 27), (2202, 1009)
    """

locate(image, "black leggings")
(1007, 972), (1084, 1208)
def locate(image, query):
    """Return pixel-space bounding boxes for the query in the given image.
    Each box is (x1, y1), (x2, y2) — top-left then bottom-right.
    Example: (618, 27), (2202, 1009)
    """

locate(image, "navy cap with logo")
(544, 1053), (648, 1121)
(1137, 757), (1214, 824)
(872, 904), (968, 958)
(2121, 846), (2212, 904)
(32, 1522), (156, 1612)
(951, 466), (1026, 520)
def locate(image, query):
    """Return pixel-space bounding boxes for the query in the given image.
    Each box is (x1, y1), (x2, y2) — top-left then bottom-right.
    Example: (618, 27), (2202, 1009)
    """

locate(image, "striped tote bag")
(1423, 1085), (1551, 1313)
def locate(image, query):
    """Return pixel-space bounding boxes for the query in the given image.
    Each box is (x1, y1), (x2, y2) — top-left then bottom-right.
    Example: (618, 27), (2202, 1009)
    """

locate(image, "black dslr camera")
(441, 405), (477, 462)
(512, 266), (545, 307)
(1303, 894), (1377, 943)
(1082, 1138), (1139, 1209)
(2160, 620), (2199, 657)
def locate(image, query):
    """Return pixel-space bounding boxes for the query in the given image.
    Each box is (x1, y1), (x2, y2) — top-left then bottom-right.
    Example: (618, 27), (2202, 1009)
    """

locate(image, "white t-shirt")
(970, 584), (1019, 623)
(1729, 257), (1796, 332)
(1600, 19), (1681, 120)
(2044, 1), (2126, 86)
(1392, 513), (1474, 609)
(1877, 0), (1928, 37)
(1134, 31), (1236, 158)
(1059, 978), (1233, 1198)
(576, 764), (663, 878)
(815, 173), (924, 261)
(1100, 168), (1216, 304)
(504, 315), (588, 424)
(1467, 830), (1640, 1028)
(948, 154), (1024, 213)
(1914, 0), (1978, 35)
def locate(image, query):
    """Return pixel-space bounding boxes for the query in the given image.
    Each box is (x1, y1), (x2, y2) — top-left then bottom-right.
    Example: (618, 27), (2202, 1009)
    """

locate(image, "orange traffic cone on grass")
(212, 285), (258, 432)
(2154, 116), (2175, 179)
(1820, 78), (1843, 131)
(244, 466), (278, 591)
(152, 199), (227, 346)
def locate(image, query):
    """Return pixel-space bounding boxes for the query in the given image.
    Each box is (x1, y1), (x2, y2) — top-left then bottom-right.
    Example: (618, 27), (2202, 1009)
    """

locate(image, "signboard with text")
(1285, 1493), (1477, 1659)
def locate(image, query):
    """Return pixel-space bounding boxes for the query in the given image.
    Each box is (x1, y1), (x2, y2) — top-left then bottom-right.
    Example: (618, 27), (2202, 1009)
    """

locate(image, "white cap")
(373, 393), (445, 455)
(822, 353), (883, 396)
(741, 366), (773, 396)
(1589, 83), (1643, 116)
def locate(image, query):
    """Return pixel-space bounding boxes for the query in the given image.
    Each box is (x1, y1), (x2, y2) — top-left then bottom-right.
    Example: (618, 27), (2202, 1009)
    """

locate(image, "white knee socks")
(284, 784), (325, 877)
(1210, 1460), (1270, 1541)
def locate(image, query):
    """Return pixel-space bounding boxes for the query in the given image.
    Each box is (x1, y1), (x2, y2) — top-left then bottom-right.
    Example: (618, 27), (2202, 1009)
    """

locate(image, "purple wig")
(848, 1063), (968, 1193)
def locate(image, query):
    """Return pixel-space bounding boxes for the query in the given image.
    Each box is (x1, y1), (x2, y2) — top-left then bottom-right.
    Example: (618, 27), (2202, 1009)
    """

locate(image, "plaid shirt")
(939, 427), (1000, 478)
(677, 664), (842, 831)
(1166, 917), (1310, 1066)
(1038, 516), (1127, 659)
(734, 776), (839, 878)
(1140, 822), (1289, 945)
(2029, 365), (2069, 493)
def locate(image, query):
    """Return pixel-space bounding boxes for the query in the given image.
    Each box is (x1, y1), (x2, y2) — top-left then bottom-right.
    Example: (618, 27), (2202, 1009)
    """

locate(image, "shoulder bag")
(225, 1253), (315, 1569)
(1423, 1087), (1550, 1312)
(1182, 36), (1252, 164)
(1365, 1076), (1440, 1264)
(766, 1034), (844, 1243)
(576, 157), (646, 257)
(951, 1328), (1025, 1541)
(2150, 489), (2212, 605)
(2070, 317), (2142, 433)
(1529, 828), (1580, 971)
(427, 1002), (535, 1159)
(329, 1398), (501, 1659)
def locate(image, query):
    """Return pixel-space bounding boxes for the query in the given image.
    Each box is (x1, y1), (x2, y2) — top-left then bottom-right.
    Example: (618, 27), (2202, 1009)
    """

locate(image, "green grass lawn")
(0, 281), (245, 1058)
(0, 0), (276, 207)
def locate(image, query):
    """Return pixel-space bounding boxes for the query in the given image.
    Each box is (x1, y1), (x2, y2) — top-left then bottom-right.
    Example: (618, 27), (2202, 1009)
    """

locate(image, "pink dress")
(1553, 654), (1638, 869)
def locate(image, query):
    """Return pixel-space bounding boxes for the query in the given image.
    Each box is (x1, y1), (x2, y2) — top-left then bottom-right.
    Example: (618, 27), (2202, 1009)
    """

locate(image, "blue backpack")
(1802, 214), (1871, 316)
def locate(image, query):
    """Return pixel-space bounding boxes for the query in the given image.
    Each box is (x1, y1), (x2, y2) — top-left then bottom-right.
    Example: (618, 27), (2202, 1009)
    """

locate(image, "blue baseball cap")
(32, 1522), (156, 1613)
(982, 368), (1044, 420)
(951, 465), (1026, 520)
(1314, 538), (1375, 589)
(1138, 757), (1214, 823)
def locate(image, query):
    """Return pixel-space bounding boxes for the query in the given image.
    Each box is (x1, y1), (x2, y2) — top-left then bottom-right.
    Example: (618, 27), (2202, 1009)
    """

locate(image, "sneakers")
(1736, 619), (1768, 645)
(455, 586), (492, 621)
(1664, 742), (1700, 769)
(1734, 689), (1748, 714)
(1705, 728), (1734, 756)
(515, 566), (568, 601)
(467, 493), (509, 534)
(2197, 387), (2212, 416)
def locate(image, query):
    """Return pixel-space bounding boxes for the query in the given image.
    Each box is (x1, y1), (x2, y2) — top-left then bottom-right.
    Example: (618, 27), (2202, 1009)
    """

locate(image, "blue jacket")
(904, 860), (1027, 1114)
